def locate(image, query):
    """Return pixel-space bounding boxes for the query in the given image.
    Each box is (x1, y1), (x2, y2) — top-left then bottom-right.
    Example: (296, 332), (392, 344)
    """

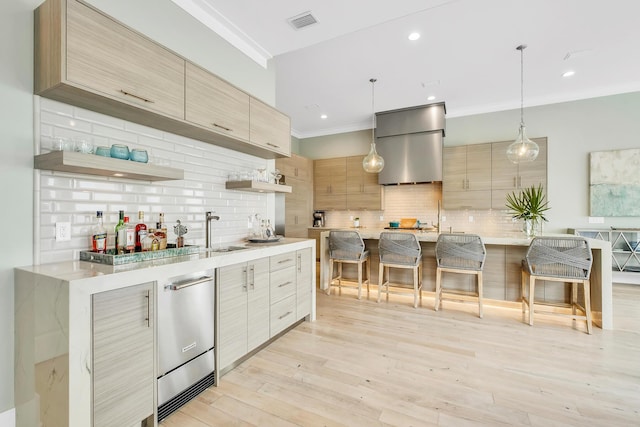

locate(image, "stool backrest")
(435, 233), (486, 270)
(379, 232), (422, 266)
(525, 236), (592, 279)
(329, 230), (367, 261)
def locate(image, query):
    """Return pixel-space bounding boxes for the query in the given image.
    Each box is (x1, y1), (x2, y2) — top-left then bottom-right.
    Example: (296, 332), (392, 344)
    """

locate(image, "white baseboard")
(0, 407), (15, 427)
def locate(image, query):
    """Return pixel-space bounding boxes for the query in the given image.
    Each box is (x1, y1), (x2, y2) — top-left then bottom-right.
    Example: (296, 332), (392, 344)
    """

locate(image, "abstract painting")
(590, 148), (640, 216)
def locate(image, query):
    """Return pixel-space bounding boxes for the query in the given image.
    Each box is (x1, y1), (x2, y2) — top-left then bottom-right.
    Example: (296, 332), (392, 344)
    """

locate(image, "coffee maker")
(313, 210), (325, 227)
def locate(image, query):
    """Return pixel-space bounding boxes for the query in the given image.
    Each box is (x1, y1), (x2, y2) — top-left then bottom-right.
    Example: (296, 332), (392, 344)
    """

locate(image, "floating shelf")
(34, 151), (184, 181)
(225, 180), (292, 193)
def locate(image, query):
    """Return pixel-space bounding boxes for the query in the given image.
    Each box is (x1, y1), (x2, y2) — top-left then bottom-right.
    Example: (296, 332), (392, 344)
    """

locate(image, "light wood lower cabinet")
(92, 282), (154, 427)
(218, 257), (270, 371)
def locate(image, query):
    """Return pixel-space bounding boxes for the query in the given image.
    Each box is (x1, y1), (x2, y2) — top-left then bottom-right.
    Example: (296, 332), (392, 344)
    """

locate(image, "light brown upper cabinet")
(250, 97), (292, 156)
(276, 154), (314, 238)
(36, 0), (185, 119)
(34, 0), (291, 159)
(314, 158), (347, 210)
(442, 144), (492, 210)
(346, 156), (382, 210)
(491, 138), (547, 209)
(185, 62), (250, 141)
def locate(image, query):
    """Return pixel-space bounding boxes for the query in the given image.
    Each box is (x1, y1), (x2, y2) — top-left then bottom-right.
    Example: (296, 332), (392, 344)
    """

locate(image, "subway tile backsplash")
(38, 98), (273, 264)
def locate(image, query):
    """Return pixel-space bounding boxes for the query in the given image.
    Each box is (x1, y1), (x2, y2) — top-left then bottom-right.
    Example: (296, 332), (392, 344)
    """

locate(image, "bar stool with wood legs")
(378, 232), (423, 308)
(328, 230), (370, 299)
(521, 236), (593, 334)
(435, 233), (486, 318)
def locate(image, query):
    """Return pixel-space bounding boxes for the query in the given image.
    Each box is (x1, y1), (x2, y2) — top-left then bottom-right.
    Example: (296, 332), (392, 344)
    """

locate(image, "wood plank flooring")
(161, 284), (640, 426)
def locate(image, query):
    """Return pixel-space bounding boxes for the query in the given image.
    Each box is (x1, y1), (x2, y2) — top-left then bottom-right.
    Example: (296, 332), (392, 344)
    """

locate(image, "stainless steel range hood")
(375, 102), (445, 185)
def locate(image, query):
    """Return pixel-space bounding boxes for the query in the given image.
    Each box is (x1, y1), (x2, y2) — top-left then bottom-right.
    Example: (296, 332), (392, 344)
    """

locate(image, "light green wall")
(0, 0), (275, 418)
(299, 92), (640, 233)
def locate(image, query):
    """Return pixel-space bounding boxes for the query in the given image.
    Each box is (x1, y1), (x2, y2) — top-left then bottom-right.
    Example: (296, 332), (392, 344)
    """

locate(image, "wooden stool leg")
(521, 270), (526, 314)
(366, 257), (371, 295)
(357, 260), (363, 300)
(528, 276), (536, 326)
(435, 267), (442, 311)
(377, 263), (384, 303)
(337, 262), (343, 294)
(572, 282), (578, 316)
(413, 267), (419, 308)
(327, 259), (334, 295)
(584, 280), (593, 334)
(419, 264), (423, 306)
(477, 271), (483, 319)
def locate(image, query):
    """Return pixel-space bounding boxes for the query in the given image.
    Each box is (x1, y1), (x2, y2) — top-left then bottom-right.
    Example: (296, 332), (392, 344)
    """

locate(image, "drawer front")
(270, 267), (296, 303)
(270, 294), (296, 337)
(270, 251), (296, 272)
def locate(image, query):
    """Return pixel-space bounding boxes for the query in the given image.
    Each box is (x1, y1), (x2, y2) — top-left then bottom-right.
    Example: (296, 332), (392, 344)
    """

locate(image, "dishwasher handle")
(168, 276), (214, 291)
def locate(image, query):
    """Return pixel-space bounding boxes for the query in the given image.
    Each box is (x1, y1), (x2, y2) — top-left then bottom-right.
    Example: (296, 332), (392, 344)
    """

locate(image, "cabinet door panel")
(270, 294), (297, 337)
(185, 62), (250, 140)
(466, 144), (492, 190)
(66, 0), (184, 119)
(92, 282), (154, 427)
(247, 258), (270, 352)
(296, 248), (313, 319)
(443, 146), (467, 192)
(250, 97), (291, 155)
(518, 138), (547, 188)
(218, 263), (248, 369)
(491, 141), (519, 190)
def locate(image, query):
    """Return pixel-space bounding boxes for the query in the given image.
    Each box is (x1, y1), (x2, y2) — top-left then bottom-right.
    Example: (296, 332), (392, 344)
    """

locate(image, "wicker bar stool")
(522, 236), (593, 334)
(435, 233), (486, 318)
(378, 232), (423, 308)
(328, 230), (370, 299)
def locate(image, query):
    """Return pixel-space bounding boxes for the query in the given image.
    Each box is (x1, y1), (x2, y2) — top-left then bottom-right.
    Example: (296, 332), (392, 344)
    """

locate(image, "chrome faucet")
(205, 211), (220, 249)
(431, 200), (442, 233)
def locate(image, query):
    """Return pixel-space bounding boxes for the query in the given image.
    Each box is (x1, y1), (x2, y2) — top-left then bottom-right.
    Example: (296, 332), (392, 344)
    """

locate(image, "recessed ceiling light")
(320, 114), (328, 119)
(427, 95), (436, 101)
(562, 70), (576, 78)
(408, 32), (420, 41)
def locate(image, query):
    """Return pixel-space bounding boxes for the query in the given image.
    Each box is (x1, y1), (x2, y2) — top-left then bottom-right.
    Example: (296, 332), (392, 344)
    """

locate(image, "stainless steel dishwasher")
(157, 269), (215, 421)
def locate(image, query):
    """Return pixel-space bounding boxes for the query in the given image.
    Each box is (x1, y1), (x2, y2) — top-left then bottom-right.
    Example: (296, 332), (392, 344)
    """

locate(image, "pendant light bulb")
(363, 78), (384, 173)
(507, 44), (539, 164)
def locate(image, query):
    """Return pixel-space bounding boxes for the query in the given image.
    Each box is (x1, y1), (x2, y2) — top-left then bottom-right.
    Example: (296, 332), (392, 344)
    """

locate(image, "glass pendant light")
(363, 78), (384, 173)
(506, 44), (539, 164)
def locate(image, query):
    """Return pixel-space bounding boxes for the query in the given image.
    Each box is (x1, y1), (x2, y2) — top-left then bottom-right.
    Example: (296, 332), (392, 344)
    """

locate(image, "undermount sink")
(208, 245), (248, 253)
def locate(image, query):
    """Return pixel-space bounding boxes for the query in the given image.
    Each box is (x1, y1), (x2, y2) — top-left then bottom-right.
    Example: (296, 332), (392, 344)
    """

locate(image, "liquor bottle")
(135, 211), (147, 252)
(156, 212), (167, 250)
(114, 210), (126, 254)
(124, 216), (136, 253)
(91, 211), (107, 253)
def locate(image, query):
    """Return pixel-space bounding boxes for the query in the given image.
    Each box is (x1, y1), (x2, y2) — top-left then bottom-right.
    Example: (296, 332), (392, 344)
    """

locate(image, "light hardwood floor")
(161, 284), (640, 426)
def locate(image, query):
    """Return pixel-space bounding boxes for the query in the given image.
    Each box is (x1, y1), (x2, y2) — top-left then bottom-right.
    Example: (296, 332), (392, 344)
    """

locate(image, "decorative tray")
(80, 244), (200, 265)
(248, 237), (282, 243)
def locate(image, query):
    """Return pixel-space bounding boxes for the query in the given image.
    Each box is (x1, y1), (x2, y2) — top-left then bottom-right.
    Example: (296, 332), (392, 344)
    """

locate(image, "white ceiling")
(174, 0), (640, 138)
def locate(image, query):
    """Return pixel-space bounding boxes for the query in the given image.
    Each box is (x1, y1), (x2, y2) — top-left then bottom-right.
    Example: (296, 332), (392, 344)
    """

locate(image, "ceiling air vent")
(288, 11), (318, 30)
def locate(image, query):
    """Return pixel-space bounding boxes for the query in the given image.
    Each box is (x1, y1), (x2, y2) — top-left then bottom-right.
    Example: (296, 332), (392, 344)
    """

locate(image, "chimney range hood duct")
(375, 102), (446, 185)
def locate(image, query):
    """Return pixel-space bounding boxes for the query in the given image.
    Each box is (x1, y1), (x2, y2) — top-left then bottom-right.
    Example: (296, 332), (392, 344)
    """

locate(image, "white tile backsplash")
(38, 98), (274, 264)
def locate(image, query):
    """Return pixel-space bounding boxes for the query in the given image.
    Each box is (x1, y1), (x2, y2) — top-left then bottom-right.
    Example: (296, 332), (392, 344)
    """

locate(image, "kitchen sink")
(208, 245), (248, 253)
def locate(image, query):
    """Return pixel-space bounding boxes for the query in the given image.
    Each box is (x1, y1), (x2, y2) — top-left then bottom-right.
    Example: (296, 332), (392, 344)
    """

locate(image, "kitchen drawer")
(270, 294), (296, 337)
(270, 266), (296, 303)
(270, 251), (296, 272)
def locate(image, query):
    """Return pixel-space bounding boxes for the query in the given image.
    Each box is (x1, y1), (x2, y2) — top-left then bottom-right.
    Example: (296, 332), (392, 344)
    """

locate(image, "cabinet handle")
(513, 177), (517, 188)
(243, 266), (248, 291)
(212, 123), (232, 132)
(278, 258), (293, 264)
(119, 89), (154, 104)
(266, 142), (280, 148)
(278, 311), (293, 320)
(145, 290), (150, 328)
(168, 275), (214, 291)
(297, 253), (302, 273)
(461, 179), (465, 190)
(518, 176), (522, 188)
(466, 178), (469, 190)
(278, 281), (292, 288)
(295, 167), (299, 176)
(250, 265), (255, 290)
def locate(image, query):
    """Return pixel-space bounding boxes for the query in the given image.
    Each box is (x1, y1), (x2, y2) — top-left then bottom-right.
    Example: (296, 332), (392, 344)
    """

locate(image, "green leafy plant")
(505, 183), (550, 222)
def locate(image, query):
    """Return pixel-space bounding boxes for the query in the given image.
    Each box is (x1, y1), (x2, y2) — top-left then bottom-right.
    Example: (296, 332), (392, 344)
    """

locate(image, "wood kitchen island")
(319, 229), (613, 330)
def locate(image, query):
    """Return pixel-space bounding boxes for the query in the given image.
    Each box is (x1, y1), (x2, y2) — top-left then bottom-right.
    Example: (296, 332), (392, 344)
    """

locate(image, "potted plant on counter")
(505, 183), (550, 237)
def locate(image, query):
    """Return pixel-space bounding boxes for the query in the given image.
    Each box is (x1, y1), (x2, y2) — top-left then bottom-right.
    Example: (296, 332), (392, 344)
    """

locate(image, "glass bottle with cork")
(156, 212), (167, 250)
(91, 211), (107, 253)
(135, 211), (147, 252)
(114, 210), (126, 254)
(124, 216), (135, 253)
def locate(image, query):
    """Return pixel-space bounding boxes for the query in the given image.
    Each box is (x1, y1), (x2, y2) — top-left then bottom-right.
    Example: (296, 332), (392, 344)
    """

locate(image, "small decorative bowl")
(389, 221), (400, 228)
(129, 149), (148, 163)
(95, 146), (111, 157)
(110, 144), (130, 160)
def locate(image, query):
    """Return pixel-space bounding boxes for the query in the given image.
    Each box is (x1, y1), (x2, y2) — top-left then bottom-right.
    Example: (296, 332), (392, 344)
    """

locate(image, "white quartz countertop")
(16, 238), (315, 287)
(318, 228), (611, 249)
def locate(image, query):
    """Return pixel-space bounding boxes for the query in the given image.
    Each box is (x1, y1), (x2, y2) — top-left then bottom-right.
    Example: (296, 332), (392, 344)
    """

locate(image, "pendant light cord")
(370, 78), (377, 142)
(518, 45), (526, 128)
